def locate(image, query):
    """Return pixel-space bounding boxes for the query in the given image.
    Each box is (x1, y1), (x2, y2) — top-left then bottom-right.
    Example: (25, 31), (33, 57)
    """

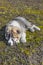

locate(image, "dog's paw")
(30, 25), (40, 32)
(21, 39), (26, 43)
(33, 25), (40, 31)
(20, 38), (26, 43)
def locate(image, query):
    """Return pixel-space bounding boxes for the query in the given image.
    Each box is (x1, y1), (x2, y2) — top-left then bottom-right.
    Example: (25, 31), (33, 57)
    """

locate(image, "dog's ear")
(8, 26), (12, 31)
(6, 25), (13, 33)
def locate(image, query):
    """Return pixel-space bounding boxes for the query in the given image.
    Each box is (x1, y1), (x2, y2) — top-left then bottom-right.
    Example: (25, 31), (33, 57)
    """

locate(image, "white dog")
(5, 17), (40, 46)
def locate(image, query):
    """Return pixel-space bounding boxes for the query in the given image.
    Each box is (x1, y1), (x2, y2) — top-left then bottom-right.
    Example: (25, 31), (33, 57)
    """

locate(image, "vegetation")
(0, 0), (43, 65)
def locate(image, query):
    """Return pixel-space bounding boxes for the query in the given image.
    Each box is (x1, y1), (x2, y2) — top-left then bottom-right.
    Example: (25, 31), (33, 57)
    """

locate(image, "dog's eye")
(16, 30), (20, 34)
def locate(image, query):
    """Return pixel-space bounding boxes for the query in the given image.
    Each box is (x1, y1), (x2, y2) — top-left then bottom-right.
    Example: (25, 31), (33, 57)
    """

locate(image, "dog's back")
(15, 17), (32, 29)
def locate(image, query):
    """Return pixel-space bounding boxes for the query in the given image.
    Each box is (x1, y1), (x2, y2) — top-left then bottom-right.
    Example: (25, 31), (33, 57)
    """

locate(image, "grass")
(0, 0), (43, 65)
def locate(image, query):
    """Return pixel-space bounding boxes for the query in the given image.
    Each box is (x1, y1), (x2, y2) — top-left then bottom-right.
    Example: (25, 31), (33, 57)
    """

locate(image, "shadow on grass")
(0, 26), (6, 43)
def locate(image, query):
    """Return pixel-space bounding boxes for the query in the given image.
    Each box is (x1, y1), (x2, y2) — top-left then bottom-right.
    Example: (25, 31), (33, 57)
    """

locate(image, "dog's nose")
(8, 38), (13, 46)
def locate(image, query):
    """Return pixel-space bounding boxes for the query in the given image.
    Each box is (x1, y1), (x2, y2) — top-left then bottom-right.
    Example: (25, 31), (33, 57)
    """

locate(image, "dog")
(5, 17), (40, 46)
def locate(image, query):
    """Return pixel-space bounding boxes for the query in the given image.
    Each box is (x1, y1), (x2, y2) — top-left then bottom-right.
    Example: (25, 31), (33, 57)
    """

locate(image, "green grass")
(0, 0), (43, 65)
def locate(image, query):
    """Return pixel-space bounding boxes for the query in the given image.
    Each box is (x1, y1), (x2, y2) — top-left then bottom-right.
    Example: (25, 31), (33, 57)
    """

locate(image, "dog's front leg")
(20, 32), (26, 43)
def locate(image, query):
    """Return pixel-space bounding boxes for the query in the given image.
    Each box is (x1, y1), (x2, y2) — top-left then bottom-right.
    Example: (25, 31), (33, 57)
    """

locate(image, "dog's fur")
(5, 17), (40, 46)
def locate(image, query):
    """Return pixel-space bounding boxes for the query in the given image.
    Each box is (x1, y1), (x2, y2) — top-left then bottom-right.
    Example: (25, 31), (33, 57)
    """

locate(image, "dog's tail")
(15, 17), (40, 32)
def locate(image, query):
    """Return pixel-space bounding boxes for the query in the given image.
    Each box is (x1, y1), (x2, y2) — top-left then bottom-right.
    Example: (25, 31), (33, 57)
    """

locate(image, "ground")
(0, 0), (43, 65)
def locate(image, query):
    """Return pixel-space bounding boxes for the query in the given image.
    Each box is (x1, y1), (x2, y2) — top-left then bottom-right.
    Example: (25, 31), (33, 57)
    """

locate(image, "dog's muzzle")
(8, 37), (13, 46)
(8, 37), (20, 46)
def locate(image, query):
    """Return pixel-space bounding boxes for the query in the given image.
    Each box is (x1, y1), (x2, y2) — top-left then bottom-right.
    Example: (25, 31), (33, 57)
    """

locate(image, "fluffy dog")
(5, 17), (40, 46)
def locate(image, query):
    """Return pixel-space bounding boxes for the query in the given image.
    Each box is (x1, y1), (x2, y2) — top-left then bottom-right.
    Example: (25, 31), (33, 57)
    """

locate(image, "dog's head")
(5, 25), (21, 45)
